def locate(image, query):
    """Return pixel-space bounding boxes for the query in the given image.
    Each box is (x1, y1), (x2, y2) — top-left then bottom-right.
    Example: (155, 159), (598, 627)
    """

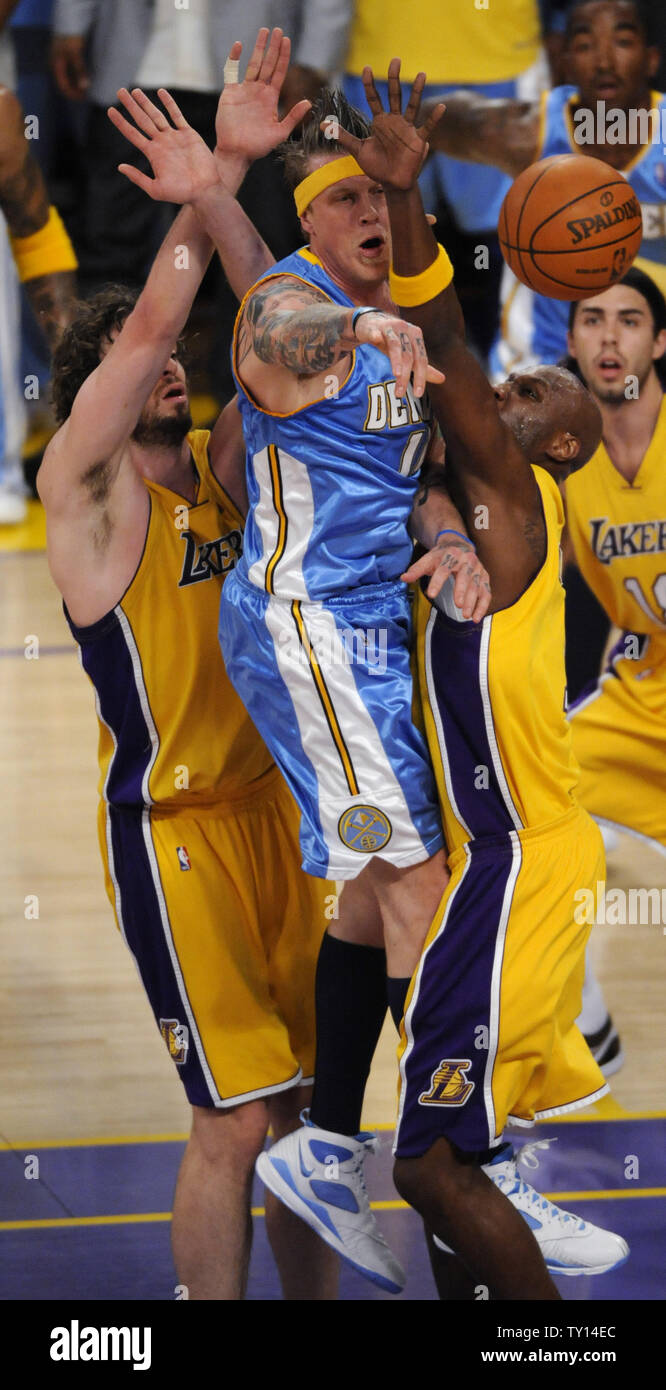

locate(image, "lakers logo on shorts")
(419, 1059), (475, 1107)
(338, 805), (392, 853)
(159, 1018), (189, 1066)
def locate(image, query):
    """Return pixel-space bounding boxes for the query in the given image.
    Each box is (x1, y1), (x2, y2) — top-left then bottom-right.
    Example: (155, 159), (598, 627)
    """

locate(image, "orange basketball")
(498, 154), (643, 301)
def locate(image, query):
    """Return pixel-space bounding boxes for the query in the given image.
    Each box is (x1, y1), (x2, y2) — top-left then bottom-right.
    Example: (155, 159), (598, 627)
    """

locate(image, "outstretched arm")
(39, 149), (212, 511)
(333, 64), (546, 610)
(421, 91), (540, 178)
(236, 274), (444, 414)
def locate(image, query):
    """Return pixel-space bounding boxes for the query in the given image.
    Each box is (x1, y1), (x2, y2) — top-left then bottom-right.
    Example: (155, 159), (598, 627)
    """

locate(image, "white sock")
(577, 955), (610, 1035)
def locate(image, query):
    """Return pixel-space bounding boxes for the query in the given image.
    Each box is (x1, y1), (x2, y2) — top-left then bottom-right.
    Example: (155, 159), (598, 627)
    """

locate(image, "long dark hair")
(564, 266), (666, 388)
(51, 285), (189, 424)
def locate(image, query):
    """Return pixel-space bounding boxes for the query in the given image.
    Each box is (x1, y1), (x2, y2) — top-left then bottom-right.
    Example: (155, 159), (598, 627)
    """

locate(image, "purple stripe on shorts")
(108, 806), (217, 1108)
(396, 838), (517, 1156)
(426, 609), (520, 839)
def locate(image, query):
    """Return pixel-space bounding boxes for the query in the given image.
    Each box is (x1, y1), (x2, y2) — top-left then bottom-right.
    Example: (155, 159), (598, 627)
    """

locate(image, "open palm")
(108, 88), (219, 204)
(215, 29), (312, 161)
(332, 60), (445, 191)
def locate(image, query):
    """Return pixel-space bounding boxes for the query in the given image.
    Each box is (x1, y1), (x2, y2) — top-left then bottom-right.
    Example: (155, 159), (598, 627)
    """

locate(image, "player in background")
(39, 30), (341, 1302)
(564, 266), (666, 1074)
(259, 63), (629, 1300)
(421, 0), (666, 377)
(0, 83), (77, 523)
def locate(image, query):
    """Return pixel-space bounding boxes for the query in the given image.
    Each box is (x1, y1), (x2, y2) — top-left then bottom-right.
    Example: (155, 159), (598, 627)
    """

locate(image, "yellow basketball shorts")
(569, 655), (666, 851)
(395, 807), (608, 1156)
(97, 772), (328, 1107)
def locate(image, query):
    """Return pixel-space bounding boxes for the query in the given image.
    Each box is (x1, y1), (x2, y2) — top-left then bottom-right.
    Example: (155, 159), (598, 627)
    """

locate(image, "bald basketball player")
(260, 63), (629, 1300)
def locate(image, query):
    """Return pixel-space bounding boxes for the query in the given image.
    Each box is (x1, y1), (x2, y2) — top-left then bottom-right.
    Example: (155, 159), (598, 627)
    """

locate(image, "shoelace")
(494, 1139), (587, 1232)
(349, 1135), (379, 1196)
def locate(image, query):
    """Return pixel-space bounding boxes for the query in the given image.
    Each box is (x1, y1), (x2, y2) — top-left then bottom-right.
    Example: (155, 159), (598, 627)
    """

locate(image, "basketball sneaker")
(256, 1112), (406, 1293)
(482, 1139), (629, 1275)
(583, 1013), (625, 1078)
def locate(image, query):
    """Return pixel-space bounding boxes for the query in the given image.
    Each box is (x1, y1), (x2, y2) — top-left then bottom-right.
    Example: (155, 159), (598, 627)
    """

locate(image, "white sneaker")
(256, 1112), (406, 1293)
(482, 1140), (629, 1276)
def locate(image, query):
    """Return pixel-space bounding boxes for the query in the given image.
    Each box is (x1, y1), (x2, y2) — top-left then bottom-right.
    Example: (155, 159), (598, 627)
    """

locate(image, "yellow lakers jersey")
(566, 400), (666, 657)
(66, 429), (274, 811)
(345, 0), (541, 83)
(417, 466), (578, 854)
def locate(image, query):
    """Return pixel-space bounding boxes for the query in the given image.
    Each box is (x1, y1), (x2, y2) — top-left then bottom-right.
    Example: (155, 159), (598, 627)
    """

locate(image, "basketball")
(498, 154), (643, 301)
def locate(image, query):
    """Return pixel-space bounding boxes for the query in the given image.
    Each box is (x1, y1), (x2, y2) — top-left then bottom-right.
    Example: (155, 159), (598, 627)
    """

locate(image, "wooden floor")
(1, 530), (665, 1145)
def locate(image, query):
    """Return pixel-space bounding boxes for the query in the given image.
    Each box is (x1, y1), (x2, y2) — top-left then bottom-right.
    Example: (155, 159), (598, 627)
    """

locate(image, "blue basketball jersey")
(491, 86), (666, 376)
(231, 248), (431, 600)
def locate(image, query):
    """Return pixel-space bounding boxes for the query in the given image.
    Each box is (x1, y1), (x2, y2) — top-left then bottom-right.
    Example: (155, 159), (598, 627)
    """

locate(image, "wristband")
(351, 306), (381, 336)
(389, 243), (453, 307)
(10, 205), (78, 283)
(435, 527), (476, 552)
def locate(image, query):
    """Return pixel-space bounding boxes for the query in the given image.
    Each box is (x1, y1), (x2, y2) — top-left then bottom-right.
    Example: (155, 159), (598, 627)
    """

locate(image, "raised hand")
(329, 59), (445, 191)
(215, 28), (313, 162)
(108, 88), (220, 204)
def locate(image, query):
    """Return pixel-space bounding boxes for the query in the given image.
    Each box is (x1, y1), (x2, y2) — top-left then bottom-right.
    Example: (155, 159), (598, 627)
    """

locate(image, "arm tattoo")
(25, 271), (77, 350)
(523, 511), (546, 560)
(242, 280), (351, 375)
(0, 146), (49, 238)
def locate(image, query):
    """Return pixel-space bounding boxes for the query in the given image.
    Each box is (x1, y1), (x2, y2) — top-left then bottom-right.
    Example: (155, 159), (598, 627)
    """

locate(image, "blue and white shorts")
(219, 571), (444, 879)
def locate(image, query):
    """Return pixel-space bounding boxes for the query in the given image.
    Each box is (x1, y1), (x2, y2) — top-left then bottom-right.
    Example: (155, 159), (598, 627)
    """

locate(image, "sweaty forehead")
(516, 366), (568, 393)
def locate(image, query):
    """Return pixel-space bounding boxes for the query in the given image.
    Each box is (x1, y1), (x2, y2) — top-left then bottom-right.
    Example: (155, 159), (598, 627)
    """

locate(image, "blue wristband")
(351, 306), (381, 334)
(435, 528), (476, 552)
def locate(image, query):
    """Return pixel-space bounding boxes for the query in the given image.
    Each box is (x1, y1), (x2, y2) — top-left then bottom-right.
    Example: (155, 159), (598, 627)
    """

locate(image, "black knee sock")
(387, 977), (411, 1031)
(309, 935), (387, 1136)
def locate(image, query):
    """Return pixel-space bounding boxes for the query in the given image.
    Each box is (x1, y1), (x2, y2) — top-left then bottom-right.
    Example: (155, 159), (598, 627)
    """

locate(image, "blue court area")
(1, 1117), (663, 1300)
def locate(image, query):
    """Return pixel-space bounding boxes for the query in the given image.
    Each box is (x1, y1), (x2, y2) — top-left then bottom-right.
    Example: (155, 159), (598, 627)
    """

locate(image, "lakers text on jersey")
(567, 400), (666, 851)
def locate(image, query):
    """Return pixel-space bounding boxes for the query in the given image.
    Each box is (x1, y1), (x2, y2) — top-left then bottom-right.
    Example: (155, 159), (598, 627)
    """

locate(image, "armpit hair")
(81, 459), (113, 506)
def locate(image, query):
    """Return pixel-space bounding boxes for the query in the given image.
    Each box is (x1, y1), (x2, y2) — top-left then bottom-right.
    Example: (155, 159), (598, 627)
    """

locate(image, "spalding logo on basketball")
(498, 154), (643, 301)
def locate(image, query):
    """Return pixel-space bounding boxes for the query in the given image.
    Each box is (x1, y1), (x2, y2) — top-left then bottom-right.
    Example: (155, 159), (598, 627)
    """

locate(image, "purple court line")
(0, 645), (75, 659)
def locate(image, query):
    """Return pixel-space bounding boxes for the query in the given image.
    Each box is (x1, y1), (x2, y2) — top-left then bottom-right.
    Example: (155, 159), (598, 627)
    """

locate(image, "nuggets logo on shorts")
(338, 805), (392, 853)
(159, 1018), (189, 1066)
(419, 1059), (475, 1107)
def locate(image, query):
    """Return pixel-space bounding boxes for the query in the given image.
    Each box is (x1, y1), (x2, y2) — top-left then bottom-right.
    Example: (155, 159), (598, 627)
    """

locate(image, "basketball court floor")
(1, 508), (665, 1301)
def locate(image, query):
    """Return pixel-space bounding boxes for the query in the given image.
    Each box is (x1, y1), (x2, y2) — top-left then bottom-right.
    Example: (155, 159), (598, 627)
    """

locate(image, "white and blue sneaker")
(255, 1112), (406, 1293)
(482, 1140), (629, 1276)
